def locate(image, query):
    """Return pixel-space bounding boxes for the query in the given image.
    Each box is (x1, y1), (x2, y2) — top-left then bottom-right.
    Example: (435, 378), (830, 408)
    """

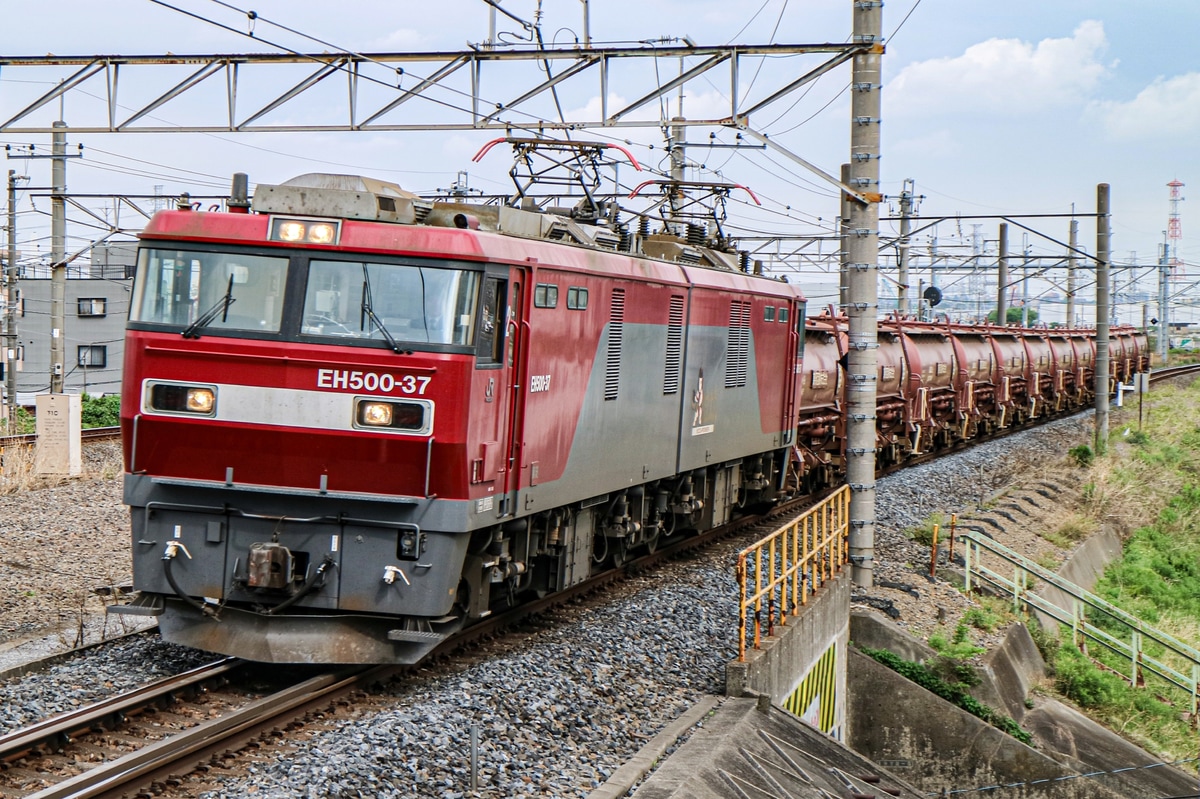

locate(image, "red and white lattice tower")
(1168, 179), (1185, 280)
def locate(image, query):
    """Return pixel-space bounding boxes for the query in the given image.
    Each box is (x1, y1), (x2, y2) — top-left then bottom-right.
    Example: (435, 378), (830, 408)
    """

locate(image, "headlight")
(276, 221), (307, 242)
(269, 217), (342, 245)
(354, 399), (429, 433)
(186, 387), (216, 413)
(359, 401), (393, 426)
(148, 383), (217, 416)
(308, 223), (337, 244)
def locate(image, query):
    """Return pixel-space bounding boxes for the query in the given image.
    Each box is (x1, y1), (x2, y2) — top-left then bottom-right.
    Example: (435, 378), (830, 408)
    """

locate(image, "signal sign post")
(34, 393), (81, 477)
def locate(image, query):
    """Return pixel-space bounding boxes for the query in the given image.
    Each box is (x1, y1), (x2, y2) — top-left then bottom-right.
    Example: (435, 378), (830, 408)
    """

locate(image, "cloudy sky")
(3, 0), (1197, 316)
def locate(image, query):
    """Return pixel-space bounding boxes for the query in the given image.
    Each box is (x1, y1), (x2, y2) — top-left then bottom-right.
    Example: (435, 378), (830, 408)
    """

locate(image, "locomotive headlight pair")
(269, 216), (341, 245)
(147, 383), (217, 416)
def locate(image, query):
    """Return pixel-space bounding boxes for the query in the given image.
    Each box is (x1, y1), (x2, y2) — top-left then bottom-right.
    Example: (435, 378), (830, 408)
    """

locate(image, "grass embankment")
(1027, 377), (1200, 763)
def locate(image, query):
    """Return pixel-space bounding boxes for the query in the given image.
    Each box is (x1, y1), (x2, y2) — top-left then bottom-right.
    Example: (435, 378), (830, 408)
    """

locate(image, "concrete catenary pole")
(1094, 183), (1110, 455)
(1021, 238), (1030, 327)
(50, 121), (67, 394)
(839, 163), (851, 312)
(1159, 234), (1170, 363)
(5, 171), (17, 426)
(897, 178), (913, 315)
(1066, 219), (1078, 327)
(996, 223), (1008, 326)
(846, 0), (882, 588)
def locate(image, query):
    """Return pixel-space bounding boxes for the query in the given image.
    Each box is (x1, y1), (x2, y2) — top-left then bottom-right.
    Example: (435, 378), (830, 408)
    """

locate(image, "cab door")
(472, 270), (526, 518)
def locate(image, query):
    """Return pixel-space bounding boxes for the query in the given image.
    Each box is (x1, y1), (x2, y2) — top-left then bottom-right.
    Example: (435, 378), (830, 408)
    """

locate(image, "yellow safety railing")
(736, 484), (850, 661)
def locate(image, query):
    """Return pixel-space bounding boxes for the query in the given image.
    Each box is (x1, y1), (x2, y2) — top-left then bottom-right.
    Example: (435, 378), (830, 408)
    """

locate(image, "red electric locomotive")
(112, 171), (806, 663)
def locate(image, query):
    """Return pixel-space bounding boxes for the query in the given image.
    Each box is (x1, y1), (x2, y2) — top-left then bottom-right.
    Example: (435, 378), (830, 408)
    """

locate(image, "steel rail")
(0, 427), (120, 448)
(22, 665), (386, 799)
(0, 658), (241, 766)
(1147, 362), (1200, 384)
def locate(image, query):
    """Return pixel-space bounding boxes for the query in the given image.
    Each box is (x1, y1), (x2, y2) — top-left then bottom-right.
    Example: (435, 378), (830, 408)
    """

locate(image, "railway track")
(0, 477), (793, 799)
(1147, 361), (1200, 384)
(4, 364), (1197, 796)
(0, 427), (120, 449)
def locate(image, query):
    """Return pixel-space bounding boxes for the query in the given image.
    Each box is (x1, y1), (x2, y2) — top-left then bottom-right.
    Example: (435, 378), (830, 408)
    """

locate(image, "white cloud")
(888, 20), (1110, 116)
(1094, 72), (1200, 139)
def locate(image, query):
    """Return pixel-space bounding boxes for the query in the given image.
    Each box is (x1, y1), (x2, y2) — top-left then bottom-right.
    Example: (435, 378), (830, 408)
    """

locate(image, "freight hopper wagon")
(111, 173), (806, 664)
(791, 312), (1147, 491)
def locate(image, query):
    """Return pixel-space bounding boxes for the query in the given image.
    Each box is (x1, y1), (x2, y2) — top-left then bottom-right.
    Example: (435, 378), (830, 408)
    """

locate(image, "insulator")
(739, 251), (750, 272)
(686, 223), (705, 246)
(638, 216), (650, 237)
(618, 224), (631, 252)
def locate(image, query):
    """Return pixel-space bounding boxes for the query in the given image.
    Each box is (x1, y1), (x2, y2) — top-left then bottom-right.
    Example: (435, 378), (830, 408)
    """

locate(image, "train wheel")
(610, 541), (631, 567)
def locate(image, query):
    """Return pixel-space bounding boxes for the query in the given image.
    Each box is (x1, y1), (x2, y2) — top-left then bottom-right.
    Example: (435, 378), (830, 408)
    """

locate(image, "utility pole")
(668, 116), (686, 231)
(846, 0), (882, 588)
(996, 223), (1008, 325)
(1066, 218), (1078, 327)
(839, 163), (850, 313)
(5, 170), (21, 428)
(1095, 184), (1110, 455)
(7, 122), (82, 396)
(50, 121), (66, 394)
(896, 178), (917, 316)
(1159, 232), (1170, 363)
(1021, 235), (1030, 327)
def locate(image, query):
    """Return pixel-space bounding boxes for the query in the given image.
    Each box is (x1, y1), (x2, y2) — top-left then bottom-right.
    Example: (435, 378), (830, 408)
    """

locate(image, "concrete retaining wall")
(846, 648), (1126, 799)
(1035, 523), (1123, 632)
(725, 570), (849, 735)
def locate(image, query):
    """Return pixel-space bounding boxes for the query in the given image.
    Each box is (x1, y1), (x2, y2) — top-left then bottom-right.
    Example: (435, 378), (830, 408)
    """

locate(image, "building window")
(78, 298), (107, 317)
(567, 287), (589, 310)
(534, 283), (559, 308)
(77, 345), (107, 368)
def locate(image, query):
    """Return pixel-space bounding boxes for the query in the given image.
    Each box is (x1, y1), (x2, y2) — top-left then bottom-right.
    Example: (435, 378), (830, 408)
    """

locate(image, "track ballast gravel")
(0, 418), (1091, 797)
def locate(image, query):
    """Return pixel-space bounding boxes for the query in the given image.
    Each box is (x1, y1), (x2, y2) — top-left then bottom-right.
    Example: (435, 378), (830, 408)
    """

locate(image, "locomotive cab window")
(794, 301), (807, 357)
(476, 277), (507, 367)
(303, 259), (479, 346)
(131, 248), (288, 333)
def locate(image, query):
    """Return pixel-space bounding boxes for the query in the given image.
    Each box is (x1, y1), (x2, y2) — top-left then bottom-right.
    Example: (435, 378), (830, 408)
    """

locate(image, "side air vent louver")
(725, 300), (751, 388)
(605, 288), (625, 401)
(664, 296), (685, 395)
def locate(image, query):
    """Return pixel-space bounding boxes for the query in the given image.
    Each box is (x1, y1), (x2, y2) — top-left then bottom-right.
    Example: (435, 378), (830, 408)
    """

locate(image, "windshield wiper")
(181, 275), (236, 339)
(360, 265), (409, 354)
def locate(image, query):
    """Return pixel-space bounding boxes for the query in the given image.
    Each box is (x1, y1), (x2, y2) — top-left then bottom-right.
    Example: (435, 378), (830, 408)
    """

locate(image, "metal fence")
(736, 485), (850, 662)
(963, 530), (1200, 713)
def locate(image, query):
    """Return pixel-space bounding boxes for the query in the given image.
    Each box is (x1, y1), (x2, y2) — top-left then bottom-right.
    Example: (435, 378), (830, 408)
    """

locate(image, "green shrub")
(1053, 645), (1124, 708)
(860, 646), (1031, 744)
(962, 607), (1000, 632)
(1126, 430), (1150, 446)
(1069, 445), (1094, 467)
(80, 393), (121, 428)
(904, 512), (944, 547)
